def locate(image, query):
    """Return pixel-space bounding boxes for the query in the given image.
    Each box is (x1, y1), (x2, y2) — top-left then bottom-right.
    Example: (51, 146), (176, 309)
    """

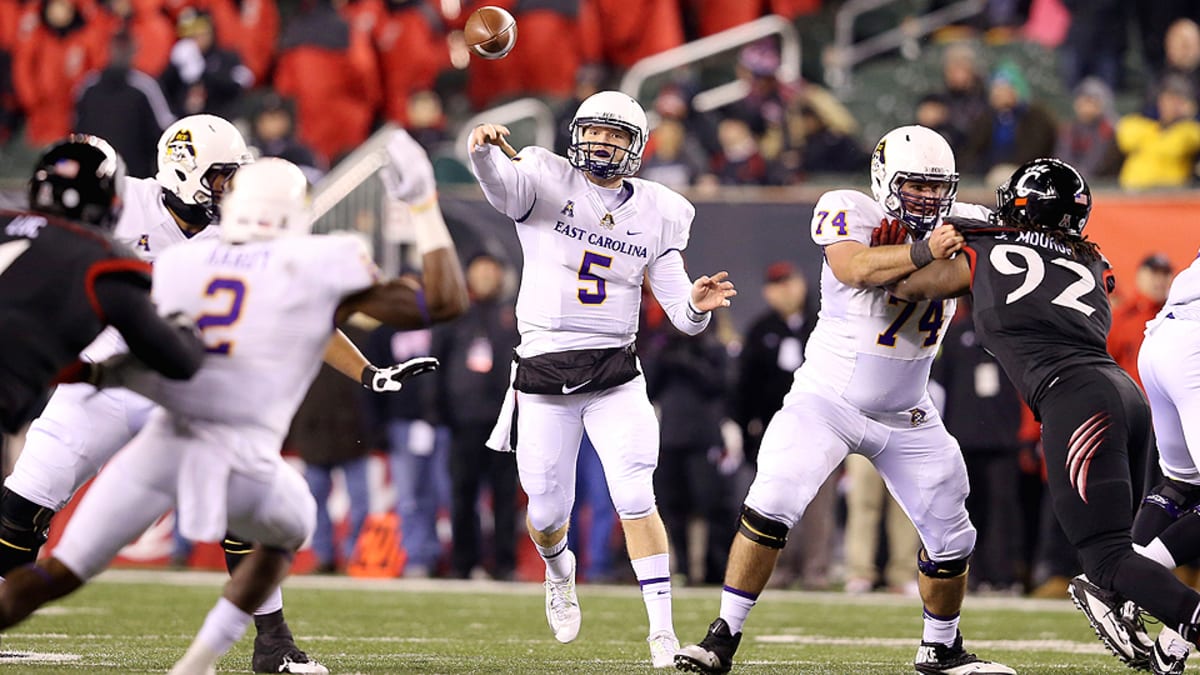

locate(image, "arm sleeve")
(647, 249), (709, 335)
(468, 143), (538, 221)
(93, 276), (203, 380)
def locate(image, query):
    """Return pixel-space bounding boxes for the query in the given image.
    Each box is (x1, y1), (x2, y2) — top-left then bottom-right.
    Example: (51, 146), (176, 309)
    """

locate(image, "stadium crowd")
(2, 0), (1200, 189)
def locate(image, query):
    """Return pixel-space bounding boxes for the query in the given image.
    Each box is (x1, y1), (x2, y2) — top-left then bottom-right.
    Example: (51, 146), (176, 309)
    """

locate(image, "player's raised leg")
(515, 393), (586, 644)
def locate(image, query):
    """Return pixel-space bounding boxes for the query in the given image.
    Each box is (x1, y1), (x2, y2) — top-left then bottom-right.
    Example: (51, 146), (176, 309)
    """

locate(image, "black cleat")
(252, 624), (328, 674)
(913, 631), (1016, 674)
(674, 618), (742, 674)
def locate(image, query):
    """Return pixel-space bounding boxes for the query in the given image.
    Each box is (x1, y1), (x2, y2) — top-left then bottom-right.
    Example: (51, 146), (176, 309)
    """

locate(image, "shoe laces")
(545, 577), (577, 621)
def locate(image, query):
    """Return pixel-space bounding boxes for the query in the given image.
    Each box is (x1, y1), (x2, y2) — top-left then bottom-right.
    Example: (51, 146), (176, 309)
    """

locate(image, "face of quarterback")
(581, 124), (632, 167)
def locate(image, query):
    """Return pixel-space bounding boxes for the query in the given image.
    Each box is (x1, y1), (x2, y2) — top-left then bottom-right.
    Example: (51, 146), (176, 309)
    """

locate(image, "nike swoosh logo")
(562, 380), (593, 394)
(626, 230), (642, 236)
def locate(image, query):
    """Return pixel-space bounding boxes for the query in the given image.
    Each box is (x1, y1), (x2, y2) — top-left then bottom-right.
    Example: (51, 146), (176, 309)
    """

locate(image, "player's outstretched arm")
(321, 329), (441, 392)
(827, 223), (964, 289)
(93, 275), (204, 380)
(887, 255), (972, 302)
(342, 129), (469, 329)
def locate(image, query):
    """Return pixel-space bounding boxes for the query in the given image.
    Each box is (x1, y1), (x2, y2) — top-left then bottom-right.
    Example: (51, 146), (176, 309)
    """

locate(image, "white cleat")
(544, 550), (581, 643)
(277, 656), (330, 674)
(648, 630), (680, 668)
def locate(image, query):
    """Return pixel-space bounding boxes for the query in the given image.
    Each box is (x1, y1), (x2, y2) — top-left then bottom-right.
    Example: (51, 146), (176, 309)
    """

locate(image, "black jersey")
(0, 209), (150, 430)
(952, 217), (1116, 414)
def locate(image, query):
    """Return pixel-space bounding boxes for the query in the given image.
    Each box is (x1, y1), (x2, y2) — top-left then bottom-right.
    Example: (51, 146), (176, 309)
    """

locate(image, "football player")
(675, 126), (1013, 675)
(468, 91), (735, 668)
(876, 158), (1200, 675)
(0, 157), (455, 675)
(0, 118), (465, 673)
(0, 135), (203, 432)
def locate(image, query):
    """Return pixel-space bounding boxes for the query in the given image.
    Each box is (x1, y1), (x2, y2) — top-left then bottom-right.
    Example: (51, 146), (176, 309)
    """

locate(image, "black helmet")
(995, 158), (1092, 236)
(28, 134), (126, 231)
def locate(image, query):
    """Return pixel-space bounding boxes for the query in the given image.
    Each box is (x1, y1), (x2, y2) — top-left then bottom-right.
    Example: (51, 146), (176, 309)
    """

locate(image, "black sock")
(254, 609), (291, 636)
(223, 534), (253, 574)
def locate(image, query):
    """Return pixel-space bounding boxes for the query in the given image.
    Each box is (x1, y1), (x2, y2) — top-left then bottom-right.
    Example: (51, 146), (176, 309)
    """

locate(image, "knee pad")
(1145, 479), (1200, 519)
(223, 533), (253, 572)
(526, 496), (570, 535)
(607, 461), (656, 520)
(738, 506), (789, 550)
(0, 487), (56, 575)
(917, 547), (971, 579)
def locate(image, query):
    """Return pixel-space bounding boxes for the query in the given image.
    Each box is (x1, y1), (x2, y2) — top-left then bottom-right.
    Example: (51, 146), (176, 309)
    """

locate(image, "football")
(464, 6), (517, 60)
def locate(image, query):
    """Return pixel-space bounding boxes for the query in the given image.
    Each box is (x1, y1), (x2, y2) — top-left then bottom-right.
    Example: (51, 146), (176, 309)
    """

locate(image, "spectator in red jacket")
(1108, 253), (1175, 389)
(274, 0), (380, 165)
(687, 0), (821, 38)
(13, 0), (109, 144)
(375, 0), (446, 125)
(579, 0), (683, 70)
(97, 0), (174, 77)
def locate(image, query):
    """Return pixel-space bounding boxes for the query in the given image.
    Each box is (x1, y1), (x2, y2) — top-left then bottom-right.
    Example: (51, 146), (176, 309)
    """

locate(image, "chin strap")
(162, 189), (215, 229)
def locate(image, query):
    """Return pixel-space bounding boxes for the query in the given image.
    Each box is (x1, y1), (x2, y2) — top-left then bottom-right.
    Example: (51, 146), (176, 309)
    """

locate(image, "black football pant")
(1039, 366), (1200, 630)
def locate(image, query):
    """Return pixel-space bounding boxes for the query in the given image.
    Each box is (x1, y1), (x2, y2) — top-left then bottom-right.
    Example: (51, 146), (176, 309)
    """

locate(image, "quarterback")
(469, 91), (735, 668)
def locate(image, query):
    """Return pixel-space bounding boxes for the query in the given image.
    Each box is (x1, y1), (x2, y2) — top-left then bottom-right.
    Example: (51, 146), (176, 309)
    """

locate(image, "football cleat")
(1151, 633), (1190, 675)
(675, 618), (742, 674)
(913, 631), (1016, 675)
(648, 630), (680, 668)
(544, 550), (581, 643)
(1067, 574), (1153, 670)
(252, 629), (329, 674)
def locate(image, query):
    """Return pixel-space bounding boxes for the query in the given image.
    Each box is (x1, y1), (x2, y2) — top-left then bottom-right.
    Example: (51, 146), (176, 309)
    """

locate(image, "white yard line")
(90, 568), (1080, 612)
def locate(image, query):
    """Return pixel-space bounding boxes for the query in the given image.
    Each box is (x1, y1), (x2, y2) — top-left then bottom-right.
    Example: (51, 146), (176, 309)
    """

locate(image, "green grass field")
(0, 569), (1159, 673)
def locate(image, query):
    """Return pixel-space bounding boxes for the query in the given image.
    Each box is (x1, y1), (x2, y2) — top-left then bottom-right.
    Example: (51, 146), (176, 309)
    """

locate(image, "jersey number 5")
(196, 277), (247, 354)
(578, 251), (613, 305)
(990, 244), (1097, 316)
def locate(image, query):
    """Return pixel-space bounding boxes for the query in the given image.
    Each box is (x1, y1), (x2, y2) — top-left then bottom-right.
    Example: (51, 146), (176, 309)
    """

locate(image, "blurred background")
(1, 0), (1197, 599)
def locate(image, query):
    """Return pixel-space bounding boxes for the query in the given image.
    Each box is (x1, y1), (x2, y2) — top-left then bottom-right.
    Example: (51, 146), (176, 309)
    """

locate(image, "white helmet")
(219, 158), (311, 243)
(568, 91), (648, 179)
(869, 125), (959, 236)
(156, 114), (254, 224)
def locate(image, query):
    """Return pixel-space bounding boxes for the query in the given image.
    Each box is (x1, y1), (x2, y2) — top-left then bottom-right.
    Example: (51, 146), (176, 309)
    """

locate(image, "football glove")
(379, 129), (437, 205)
(84, 352), (147, 390)
(870, 218), (908, 247)
(361, 357), (440, 393)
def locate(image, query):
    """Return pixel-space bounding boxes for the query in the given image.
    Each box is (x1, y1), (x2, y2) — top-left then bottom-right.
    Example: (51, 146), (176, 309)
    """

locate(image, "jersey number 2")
(990, 244), (1097, 316)
(196, 277), (247, 354)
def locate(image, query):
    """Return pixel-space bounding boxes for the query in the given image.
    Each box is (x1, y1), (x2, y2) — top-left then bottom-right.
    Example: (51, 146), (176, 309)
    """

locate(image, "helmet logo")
(164, 129), (198, 172)
(874, 139), (886, 165)
(52, 159), (80, 179)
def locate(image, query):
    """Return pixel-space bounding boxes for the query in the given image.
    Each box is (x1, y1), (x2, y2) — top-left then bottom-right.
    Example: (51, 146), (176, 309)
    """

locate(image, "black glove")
(361, 357), (440, 392)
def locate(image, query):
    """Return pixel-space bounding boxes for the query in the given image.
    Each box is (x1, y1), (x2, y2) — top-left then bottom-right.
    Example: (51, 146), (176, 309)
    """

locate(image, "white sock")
(631, 553), (673, 635)
(254, 586), (284, 616)
(1134, 539), (1178, 569)
(719, 586), (757, 635)
(169, 640), (221, 675)
(535, 538), (573, 581)
(193, 597), (253, 659)
(922, 608), (960, 646)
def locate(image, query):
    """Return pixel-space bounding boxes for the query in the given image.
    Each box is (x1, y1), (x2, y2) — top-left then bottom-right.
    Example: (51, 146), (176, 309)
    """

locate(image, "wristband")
(910, 239), (935, 269)
(360, 365), (377, 389)
(686, 300), (708, 323)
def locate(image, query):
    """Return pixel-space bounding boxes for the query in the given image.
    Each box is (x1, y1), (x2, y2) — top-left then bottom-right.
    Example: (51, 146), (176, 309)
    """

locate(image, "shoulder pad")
(811, 189), (880, 246)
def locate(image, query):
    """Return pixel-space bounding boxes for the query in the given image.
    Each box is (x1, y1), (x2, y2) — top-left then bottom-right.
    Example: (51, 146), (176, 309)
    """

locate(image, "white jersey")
(82, 177), (220, 362)
(1159, 249), (1200, 316)
(471, 145), (706, 357)
(798, 189), (991, 414)
(126, 234), (377, 443)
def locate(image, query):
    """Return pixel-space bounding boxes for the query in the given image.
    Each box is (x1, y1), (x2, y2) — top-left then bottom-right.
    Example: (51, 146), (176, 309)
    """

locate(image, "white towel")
(486, 361), (518, 452)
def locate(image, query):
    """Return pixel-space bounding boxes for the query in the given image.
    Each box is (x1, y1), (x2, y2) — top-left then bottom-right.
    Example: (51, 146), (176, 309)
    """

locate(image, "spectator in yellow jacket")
(1117, 74), (1200, 189)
